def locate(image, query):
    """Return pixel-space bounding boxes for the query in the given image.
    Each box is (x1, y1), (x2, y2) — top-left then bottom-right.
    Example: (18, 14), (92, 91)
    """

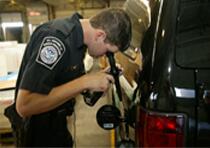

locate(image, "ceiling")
(0, 0), (113, 11)
(42, 0), (76, 5)
(0, 0), (110, 6)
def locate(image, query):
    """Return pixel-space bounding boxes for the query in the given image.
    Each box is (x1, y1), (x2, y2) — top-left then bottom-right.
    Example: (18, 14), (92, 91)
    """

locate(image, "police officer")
(5, 8), (132, 147)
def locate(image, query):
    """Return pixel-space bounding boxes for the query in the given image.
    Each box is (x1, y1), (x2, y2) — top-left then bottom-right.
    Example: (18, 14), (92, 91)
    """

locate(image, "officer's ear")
(95, 29), (106, 42)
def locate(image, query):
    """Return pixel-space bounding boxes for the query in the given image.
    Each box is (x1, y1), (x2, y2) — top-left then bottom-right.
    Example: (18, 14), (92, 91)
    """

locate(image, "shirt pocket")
(56, 62), (85, 85)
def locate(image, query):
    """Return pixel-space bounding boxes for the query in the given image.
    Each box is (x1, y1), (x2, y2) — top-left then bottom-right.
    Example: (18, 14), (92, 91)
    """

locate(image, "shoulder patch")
(36, 36), (66, 70)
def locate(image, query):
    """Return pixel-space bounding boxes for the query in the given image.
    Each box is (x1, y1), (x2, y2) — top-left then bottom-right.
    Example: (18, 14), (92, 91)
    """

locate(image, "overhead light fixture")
(0, 22), (24, 39)
(29, 11), (41, 16)
(1, 22), (24, 28)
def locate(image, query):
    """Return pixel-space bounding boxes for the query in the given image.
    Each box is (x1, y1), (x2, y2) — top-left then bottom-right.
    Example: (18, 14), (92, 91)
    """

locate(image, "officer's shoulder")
(50, 18), (75, 38)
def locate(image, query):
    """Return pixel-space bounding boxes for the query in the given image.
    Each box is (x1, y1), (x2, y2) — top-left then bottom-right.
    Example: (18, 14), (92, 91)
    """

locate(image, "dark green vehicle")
(135, 0), (210, 147)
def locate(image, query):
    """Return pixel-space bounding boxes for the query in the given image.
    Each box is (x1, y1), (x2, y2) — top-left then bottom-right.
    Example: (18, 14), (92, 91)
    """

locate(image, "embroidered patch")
(36, 36), (65, 70)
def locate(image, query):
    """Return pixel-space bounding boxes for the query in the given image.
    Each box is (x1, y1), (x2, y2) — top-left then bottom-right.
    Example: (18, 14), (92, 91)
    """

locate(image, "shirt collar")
(70, 13), (86, 49)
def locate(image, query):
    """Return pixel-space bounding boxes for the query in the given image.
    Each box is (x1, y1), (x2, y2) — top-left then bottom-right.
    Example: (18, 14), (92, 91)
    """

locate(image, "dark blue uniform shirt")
(14, 13), (86, 147)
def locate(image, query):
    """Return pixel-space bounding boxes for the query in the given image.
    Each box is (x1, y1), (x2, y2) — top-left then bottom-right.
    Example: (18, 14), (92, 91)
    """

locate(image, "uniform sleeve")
(19, 28), (67, 94)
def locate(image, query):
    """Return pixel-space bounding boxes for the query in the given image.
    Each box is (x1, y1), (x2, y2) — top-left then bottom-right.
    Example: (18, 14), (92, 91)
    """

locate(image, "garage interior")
(0, 0), (151, 147)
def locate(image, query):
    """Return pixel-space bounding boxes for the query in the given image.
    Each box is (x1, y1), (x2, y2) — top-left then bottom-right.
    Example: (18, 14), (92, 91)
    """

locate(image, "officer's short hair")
(90, 8), (132, 52)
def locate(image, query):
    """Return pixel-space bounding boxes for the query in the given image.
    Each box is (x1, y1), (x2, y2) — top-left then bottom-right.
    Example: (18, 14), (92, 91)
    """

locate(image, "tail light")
(136, 107), (185, 147)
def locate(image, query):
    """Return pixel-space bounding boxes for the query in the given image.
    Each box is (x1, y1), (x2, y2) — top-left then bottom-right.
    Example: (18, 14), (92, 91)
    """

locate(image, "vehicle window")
(176, 33), (210, 68)
(175, 1), (210, 69)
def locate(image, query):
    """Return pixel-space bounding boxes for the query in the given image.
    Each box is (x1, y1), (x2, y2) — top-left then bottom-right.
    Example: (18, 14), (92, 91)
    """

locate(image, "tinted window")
(175, 1), (210, 68)
(176, 32), (210, 68)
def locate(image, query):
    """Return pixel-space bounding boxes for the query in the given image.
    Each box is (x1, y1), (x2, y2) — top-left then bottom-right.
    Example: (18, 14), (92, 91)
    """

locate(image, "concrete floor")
(68, 91), (113, 148)
(67, 58), (113, 148)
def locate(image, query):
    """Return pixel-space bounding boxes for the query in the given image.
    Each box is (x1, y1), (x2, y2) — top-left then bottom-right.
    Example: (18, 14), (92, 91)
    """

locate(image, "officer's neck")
(80, 19), (96, 48)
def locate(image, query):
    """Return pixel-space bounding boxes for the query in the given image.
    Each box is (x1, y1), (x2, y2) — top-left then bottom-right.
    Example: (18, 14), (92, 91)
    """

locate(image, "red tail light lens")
(136, 107), (185, 147)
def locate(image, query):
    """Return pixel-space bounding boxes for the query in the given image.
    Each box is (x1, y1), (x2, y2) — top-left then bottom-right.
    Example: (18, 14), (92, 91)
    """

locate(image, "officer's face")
(88, 31), (118, 57)
(88, 42), (118, 57)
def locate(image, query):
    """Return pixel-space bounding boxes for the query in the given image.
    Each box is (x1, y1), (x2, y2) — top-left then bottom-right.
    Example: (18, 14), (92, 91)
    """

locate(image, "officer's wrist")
(79, 74), (90, 91)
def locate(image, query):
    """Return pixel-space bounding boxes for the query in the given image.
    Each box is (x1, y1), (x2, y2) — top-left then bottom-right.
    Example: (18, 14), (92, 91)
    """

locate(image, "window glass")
(176, 34), (210, 68)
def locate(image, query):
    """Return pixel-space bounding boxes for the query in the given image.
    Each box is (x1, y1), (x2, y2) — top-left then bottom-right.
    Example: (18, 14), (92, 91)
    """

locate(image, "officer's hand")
(84, 71), (114, 92)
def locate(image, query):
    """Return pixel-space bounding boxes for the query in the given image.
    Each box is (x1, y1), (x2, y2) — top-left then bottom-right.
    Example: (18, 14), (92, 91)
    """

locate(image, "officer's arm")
(16, 71), (114, 118)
